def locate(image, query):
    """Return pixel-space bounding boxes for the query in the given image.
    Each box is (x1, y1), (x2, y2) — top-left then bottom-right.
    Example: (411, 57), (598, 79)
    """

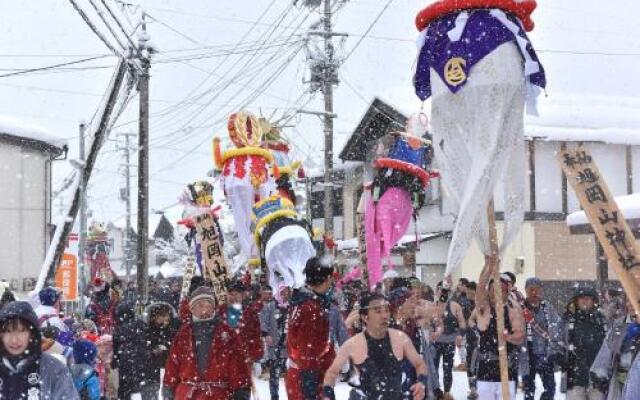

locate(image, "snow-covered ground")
(254, 371), (566, 399)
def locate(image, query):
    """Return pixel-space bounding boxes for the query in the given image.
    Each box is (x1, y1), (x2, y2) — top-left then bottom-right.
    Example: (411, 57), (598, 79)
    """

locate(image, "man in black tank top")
(321, 293), (429, 400)
(472, 258), (526, 400)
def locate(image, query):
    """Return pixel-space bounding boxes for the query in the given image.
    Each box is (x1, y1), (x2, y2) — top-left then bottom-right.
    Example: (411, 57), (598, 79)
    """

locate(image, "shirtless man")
(431, 280), (467, 399)
(474, 256), (525, 400)
(322, 292), (428, 400)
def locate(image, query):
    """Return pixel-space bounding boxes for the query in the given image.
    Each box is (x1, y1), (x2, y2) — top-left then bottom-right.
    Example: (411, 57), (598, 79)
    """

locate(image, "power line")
(68, 0), (122, 56)
(142, 0), (286, 131)
(147, 3), (307, 143)
(342, 0), (395, 63)
(149, 41), (307, 176)
(146, 14), (204, 46)
(0, 55), (112, 78)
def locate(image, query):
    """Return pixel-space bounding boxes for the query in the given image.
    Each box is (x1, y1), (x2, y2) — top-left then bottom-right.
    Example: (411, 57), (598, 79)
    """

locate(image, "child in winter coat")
(71, 339), (101, 400)
(0, 301), (79, 399)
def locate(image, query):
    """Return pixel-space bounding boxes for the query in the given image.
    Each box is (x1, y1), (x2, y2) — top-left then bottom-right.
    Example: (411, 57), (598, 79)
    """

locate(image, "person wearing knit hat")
(71, 339), (101, 400)
(34, 286), (67, 333)
(188, 286), (216, 316)
(164, 285), (249, 399)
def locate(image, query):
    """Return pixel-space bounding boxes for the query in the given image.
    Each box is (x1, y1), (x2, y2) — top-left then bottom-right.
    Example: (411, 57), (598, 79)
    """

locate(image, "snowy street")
(253, 371), (567, 399)
(2, 1), (640, 399)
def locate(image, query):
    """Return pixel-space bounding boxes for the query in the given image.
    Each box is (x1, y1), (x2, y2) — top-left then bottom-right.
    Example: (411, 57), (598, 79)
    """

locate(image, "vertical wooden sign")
(356, 192), (369, 288)
(195, 213), (229, 304)
(180, 256), (197, 303)
(557, 145), (640, 315)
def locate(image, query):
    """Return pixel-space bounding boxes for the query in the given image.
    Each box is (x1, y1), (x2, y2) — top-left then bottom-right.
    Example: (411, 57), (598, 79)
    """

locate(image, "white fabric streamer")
(264, 224), (316, 293)
(222, 156), (275, 261)
(430, 41), (526, 276)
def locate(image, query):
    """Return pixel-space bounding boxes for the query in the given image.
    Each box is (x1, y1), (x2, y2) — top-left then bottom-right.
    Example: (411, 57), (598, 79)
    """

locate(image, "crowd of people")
(0, 257), (639, 399)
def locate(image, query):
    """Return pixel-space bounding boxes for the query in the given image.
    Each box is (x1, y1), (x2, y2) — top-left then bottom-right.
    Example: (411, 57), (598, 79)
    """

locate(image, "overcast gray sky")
(2, 0), (640, 225)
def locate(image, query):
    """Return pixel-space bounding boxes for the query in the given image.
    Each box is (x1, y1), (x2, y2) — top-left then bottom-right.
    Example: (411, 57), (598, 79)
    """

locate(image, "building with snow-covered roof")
(0, 115), (66, 292)
(332, 95), (640, 307)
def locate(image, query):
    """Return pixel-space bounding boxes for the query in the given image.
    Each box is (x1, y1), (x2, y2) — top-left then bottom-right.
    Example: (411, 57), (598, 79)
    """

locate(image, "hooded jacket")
(112, 303), (146, 398)
(142, 302), (179, 385)
(563, 302), (606, 389)
(0, 301), (79, 399)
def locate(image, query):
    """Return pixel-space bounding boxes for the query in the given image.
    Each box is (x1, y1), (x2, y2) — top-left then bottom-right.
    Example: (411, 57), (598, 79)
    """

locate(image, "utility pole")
(117, 133), (135, 283)
(302, 0), (344, 239)
(136, 12), (150, 305)
(78, 122), (87, 307)
(322, 0), (335, 236)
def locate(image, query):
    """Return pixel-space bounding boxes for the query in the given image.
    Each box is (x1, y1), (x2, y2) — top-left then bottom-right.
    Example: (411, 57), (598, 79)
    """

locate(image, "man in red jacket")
(219, 280), (264, 399)
(286, 256), (336, 400)
(163, 286), (248, 400)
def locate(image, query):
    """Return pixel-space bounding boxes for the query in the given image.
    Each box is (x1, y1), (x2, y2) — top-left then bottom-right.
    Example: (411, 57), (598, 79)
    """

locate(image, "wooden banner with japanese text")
(180, 256), (197, 303)
(356, 191), (369, 288)
(55, 253), (78, 301)
(558, 145), (640, 315)
(195, 213), (229, 303)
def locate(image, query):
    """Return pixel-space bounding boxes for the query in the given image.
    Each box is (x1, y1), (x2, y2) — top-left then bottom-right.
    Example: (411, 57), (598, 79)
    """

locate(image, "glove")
(300, 370), (320, 399)
(523, 308), (534, 323)
(590, 372), (609, 393)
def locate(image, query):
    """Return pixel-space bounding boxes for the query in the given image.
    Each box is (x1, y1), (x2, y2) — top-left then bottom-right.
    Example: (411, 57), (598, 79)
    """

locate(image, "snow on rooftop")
(306, 160), (363, 178)
(567, 193), (640, 227)
(336, 233), (443, 251)
(525, 94), (640, 145)
(0, 114), (66, 149)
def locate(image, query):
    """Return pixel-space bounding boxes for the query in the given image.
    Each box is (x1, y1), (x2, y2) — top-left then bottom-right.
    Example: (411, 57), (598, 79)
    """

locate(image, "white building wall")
(632, 147), (640, 194)
(588, 143), (627, 197)
(0, 143), (48, 292)
(534, 141), (563, 212)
